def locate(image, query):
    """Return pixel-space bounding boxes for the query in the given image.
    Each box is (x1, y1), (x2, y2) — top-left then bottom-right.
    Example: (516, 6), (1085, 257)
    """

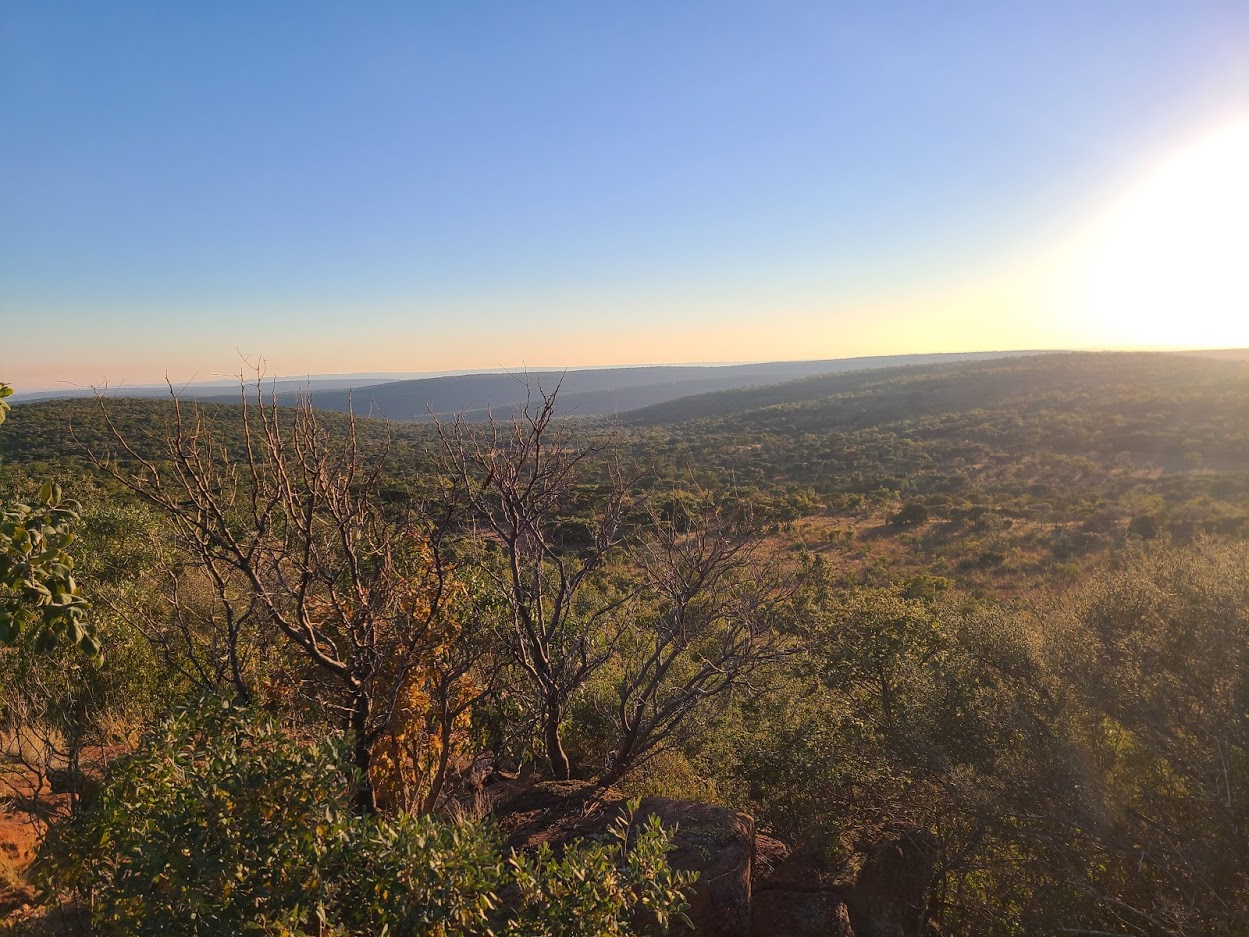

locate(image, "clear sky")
(3, 1), (1248, 390)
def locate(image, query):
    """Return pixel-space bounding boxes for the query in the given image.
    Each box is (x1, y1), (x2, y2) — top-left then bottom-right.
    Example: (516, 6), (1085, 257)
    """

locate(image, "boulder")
(752, 839), (857, 937)
(843, 830), (939, 937)
(752, 834), (791, 888)
(751, 890), (855, 937)
(496, 781), (754, 937)
(755, 843), (841, 894)
(495, 779), (625, 849)
(493, 785), (944, 937)
(640, 797), (754, 937)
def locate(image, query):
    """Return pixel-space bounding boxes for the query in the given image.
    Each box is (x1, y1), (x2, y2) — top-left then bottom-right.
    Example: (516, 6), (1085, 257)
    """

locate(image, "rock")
(844, 830), (939, 937)
(638, 797), (754, 937)
(752, 839), (857, 937)
(495, 782), (754, 937)
(751, 889), (855, 937)
(492, 785), (945, 937)
(496, 780), (628, 850)
(755, 843), (841, 894)
(752, 834), (791, 888)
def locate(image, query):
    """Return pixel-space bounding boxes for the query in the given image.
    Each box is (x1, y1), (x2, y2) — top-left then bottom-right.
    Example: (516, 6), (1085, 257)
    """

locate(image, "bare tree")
(433, 385), (639, 780)
(435, 384), (789, 787)
(93, 373), (787, 802)
(90, 376), (457, 811)
(599, 505), (792, 785)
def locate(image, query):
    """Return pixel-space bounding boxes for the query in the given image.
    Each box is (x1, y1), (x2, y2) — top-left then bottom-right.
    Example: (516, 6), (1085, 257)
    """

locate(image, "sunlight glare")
(1077, 118), (1249, 348)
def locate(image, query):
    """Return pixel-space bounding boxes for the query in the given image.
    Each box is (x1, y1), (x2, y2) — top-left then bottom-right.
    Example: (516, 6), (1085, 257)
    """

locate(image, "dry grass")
(0, 852), (21, 893)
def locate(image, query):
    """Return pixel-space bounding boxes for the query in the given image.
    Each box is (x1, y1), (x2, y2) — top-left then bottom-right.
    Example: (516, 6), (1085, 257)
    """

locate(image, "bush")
(38, 701), (693, 936)
(0, 384), (97, 656)
(1039, 538), (1249, 932)
(1127, 512), (1161, 539)
(889, 502), (930, 527)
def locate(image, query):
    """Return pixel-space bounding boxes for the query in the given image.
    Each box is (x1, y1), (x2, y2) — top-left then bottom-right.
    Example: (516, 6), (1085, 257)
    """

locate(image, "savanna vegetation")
(3, 351), (1249, 936)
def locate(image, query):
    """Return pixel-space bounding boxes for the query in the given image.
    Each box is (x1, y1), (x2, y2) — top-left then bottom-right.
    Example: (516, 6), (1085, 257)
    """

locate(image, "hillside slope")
(626, 351), (1249, 437)
(212, 352), (1041, 420)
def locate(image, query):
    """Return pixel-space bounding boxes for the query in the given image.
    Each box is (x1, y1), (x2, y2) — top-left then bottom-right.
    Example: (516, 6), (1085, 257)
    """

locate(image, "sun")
(1076, 118), (1249, 349)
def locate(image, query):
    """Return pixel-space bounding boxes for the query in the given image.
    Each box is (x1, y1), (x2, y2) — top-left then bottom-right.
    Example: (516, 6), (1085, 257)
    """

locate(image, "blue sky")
(3, 2), (1248, 388)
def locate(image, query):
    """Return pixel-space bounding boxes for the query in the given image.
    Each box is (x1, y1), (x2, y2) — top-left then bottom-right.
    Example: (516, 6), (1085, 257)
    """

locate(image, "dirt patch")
(0, 806), (43, 874)
(0, 757), (84, 935)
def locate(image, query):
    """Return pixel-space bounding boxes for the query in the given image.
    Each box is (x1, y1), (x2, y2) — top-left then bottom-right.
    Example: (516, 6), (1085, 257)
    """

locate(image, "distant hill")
(620, 360), (970, 426)
(1176, 348), (1249, 362)
(7, 353), (1248, 542)
(625, 351), (1249, 431)
(10, 376), (406, 404)
(0, 395), (432, 470)
(203, 352), (1046, 421)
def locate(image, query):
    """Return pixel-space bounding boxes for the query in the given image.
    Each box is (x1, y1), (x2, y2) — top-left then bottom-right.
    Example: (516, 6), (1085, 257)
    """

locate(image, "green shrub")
(38, 700), (692, 936)
(0, 384), (97, 656)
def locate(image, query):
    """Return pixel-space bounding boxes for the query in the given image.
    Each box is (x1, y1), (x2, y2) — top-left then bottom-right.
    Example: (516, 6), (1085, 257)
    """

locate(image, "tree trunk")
(599, 761), (627, 788)
(353, 737), (377, 814)
(350, 694), (378, 814)
(599, 717), (640, 787)
(422, 714), (455, 814)
(545, 699), (571, 780)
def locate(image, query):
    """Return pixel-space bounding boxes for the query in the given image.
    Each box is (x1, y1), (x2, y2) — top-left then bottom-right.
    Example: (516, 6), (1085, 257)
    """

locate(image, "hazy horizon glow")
(3, 2), (1248, 390)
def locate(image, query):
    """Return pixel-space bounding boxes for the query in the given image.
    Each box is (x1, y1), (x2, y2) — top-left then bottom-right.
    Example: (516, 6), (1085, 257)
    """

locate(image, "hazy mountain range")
(12, 352), (1051, 420)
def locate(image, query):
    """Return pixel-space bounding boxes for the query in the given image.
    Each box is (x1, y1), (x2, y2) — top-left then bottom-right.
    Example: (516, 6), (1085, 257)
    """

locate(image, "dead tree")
(90, 376), (456, 812)
(433, 385), (638, 780)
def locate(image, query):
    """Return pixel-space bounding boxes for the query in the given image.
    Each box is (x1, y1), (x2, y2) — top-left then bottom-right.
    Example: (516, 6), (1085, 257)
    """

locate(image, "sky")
(3, 1), (1248, 390)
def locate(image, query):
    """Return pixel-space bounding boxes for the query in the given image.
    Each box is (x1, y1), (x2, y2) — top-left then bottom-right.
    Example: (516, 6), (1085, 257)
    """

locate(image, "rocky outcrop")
(495, 781), (754, 937)
(642, 797), (754, 937)
(493, 779), (626, 849)
(493, 782), (940, 937)
(751, 834), (792, 888)
(751, 839), (853, 937)
(844, 830), (940, 937)
(751, 890), (855, 937)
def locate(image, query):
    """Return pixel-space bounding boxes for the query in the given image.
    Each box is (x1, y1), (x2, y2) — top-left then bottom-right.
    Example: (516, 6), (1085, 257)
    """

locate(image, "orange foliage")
(367, 551), (480, 814)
